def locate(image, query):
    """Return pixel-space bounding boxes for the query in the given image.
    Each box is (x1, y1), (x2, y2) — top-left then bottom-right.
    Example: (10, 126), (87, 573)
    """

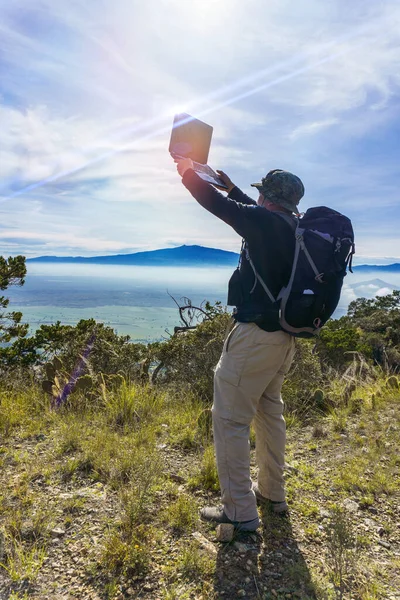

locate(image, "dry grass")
(0, 370), (399, 599)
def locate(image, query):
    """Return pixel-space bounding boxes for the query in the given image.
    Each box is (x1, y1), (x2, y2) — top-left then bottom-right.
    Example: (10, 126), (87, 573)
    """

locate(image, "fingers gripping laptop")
(169, 113), (228, 189)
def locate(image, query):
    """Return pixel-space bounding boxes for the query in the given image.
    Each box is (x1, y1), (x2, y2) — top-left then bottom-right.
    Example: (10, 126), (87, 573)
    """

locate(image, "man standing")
(176, 158), (305, 531)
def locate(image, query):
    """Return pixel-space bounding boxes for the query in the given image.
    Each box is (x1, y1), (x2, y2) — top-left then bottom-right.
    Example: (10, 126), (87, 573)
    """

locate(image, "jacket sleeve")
(182, 169), (258, 238)
(228, 186), (257, 206)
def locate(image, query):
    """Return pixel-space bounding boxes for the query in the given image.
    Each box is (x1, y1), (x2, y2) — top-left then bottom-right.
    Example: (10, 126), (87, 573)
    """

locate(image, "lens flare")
(2, 24), (374, 203)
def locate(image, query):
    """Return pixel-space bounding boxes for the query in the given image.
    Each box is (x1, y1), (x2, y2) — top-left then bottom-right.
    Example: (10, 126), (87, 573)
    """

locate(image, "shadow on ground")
(213, 504), (317, 599)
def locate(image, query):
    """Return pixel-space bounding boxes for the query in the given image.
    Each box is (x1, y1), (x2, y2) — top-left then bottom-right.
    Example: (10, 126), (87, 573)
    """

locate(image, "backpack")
(245, 206), (355, 338)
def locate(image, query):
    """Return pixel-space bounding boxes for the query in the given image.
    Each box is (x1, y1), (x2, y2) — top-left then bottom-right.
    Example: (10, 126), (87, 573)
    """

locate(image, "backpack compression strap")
(278, 229), (321, 336)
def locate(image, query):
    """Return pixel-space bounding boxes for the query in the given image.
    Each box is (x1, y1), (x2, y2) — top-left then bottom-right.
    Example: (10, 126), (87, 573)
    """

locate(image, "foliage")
(1, 256), (400, 420)
(282, 339), (324, 418)
(148, 300), (230, 400)
(0, 256), (28, 348)
(3, 318), (147, 379)
(316, 290), (400, 372)
(41, 354), (125, 408)
(325, 507), (357, 599)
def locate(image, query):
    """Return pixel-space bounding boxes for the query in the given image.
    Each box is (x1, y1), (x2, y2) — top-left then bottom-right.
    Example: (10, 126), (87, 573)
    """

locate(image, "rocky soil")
(0, 399), (399, 600)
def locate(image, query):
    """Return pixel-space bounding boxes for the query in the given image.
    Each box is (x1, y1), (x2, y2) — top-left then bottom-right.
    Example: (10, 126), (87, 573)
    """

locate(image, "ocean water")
(7, 263), (400, 342)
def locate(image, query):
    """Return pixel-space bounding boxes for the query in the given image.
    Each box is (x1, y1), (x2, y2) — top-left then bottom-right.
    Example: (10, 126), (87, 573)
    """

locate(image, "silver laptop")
(169, 113), (228, 189)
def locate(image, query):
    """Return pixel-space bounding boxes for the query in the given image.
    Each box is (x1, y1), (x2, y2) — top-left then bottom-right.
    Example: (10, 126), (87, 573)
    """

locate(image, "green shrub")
(188, 445), (219, 492)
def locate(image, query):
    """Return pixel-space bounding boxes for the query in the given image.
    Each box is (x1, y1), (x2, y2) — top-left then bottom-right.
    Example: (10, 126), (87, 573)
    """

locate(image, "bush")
(149, 301), (230, 401)
(282, 339), (324, 418)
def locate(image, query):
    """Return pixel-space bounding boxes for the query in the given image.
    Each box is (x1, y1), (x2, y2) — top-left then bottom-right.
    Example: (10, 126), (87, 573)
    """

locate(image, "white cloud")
(376, 287), (394, 297)
(289, 119), (338, 140)
(0, 0), (400, 256)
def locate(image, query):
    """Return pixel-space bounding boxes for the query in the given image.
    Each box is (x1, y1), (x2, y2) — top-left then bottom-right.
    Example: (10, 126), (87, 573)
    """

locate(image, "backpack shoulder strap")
(244, 213), (298, 304)
(274, 211), (298, 231)
(245, 243), (276, 303)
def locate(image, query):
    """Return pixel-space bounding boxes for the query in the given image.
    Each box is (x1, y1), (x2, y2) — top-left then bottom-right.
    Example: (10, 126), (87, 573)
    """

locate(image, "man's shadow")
(213, 504), (317, 599)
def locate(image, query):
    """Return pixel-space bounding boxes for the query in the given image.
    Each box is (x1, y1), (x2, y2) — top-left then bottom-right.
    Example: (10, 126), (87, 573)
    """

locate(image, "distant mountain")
(353, 263), (400, 272)
(27, 245), (240, 267)
(348, 278), (399, 289)
(348, 278), (399, 296)
(26, 248), (400, 270)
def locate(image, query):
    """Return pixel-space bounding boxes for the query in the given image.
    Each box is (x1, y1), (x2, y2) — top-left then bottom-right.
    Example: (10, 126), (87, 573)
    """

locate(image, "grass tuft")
(165, 494), (198, 533)
(188, 445), (219, 492)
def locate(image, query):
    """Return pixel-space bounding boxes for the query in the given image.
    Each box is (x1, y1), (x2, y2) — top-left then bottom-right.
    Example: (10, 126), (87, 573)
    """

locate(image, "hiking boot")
(200, 506), (260, 531)
(252, 483), (289, 513)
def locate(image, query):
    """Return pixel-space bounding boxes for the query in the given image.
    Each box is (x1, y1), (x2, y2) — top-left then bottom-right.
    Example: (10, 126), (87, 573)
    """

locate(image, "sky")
(1, 0), (400, 264)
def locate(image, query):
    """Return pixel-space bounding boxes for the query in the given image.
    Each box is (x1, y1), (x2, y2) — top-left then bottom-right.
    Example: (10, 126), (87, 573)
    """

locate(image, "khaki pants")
(212, 322), (295, 522)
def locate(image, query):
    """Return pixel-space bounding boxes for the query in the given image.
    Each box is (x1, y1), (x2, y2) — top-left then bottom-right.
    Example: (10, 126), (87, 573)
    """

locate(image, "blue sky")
(1, 0), (399, 263)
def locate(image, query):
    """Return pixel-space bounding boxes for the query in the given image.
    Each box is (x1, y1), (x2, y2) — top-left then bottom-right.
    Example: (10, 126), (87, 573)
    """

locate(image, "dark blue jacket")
(182, 169), (295, 331)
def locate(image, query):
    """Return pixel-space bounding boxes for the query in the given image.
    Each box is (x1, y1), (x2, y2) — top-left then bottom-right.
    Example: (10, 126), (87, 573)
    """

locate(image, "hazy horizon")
(20, 244), (400, 267)
(7, 263), (400, 342)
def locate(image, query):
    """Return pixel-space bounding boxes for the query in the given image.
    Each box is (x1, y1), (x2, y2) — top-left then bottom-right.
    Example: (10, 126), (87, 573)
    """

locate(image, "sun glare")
(165, 104), (191, 118)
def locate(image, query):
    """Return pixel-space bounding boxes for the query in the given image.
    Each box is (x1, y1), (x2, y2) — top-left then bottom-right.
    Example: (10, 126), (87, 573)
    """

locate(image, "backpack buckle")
(315, 273), (324, 283)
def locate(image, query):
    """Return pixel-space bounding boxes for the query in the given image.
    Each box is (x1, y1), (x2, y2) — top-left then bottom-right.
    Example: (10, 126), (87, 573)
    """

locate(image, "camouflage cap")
(251, 169), (305, 213)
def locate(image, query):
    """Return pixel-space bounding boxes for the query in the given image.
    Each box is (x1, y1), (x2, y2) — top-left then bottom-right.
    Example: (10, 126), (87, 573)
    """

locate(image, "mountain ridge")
(26, 245), (239, 266)
(26, 245), (400, 270)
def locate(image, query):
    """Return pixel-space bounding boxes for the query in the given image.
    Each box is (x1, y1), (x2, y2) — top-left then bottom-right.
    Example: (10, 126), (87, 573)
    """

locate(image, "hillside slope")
(0, 382), (399, 599)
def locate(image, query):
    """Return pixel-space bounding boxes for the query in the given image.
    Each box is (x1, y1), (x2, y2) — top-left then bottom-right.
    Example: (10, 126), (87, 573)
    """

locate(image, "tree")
(317, 291), (400, 372)
(6, 318), (147, 377)
(0, 256), (28, 344)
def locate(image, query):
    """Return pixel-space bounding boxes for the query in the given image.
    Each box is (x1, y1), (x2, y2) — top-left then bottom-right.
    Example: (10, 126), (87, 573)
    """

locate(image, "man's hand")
(214, 170), (235, 193)
(175, 157), (194, 178)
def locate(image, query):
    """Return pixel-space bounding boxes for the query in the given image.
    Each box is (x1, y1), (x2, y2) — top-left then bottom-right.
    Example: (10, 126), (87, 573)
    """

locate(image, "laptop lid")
(169, 113), (213, 165)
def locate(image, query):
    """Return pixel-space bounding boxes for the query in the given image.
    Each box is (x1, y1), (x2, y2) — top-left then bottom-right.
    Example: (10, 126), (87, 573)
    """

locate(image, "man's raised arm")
(175, 158), (256, 238)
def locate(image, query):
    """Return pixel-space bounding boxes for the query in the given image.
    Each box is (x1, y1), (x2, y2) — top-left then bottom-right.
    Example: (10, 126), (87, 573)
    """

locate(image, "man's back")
(182, 169), (295, 329)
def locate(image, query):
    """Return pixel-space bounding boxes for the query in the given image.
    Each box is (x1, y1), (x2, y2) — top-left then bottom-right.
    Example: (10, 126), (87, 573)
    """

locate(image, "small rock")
(192, 532), (217, 555)
(216, 523), (235, 542)
(378, 540), (391, 550)
(320, 509), (330, 519)
(377, 526), (385, 536)
(20, 521), (35, 541)
(264, 569), (281, 578)
(233, 541), (248, 553)
(364, 518), (376, 528)
(343, 498), (359, 513)
(50, 527), (66, 538)
(237, 590), (246, 598)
